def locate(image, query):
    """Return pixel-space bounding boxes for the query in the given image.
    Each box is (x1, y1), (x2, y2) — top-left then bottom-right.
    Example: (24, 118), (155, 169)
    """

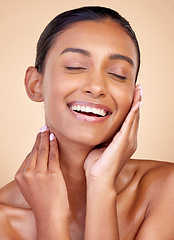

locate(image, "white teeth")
(101, 109), (105, 116)
(97, 109), (101, 115)
(70, 105), (107, 117)
(85, 107), (91, 112)
(76, 105), (81, 111)
(92, 108), (98, 114)
(73, 105), (77, 110)
(81, 106), (86, 111)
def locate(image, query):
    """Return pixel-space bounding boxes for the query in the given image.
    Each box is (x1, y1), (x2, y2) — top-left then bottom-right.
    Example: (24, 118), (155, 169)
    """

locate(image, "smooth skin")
(0, 20), (174, 240)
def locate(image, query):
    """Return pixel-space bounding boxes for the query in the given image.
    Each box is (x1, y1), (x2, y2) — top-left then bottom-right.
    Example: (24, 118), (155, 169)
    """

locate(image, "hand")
(84, 85), (142, 186)
(15, 127), (69, 221)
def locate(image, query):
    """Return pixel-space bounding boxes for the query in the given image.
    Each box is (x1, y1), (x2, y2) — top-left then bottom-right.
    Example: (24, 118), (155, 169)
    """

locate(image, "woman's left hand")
(84, 85), (142, 187)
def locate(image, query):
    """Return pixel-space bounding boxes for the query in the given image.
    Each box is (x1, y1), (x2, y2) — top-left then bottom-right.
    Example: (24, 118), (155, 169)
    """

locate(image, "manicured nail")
(39, 125), (48, 133)
(140, 89), (143, 98)
(139, 101), (143, 109)
(136, 85), (143, 97)
(50, 133), (55, 141)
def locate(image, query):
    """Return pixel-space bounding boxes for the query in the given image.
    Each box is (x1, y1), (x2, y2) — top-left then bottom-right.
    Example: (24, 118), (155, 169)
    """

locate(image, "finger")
(115, 100), (140, 144)
(133, 85), (142, 104)
(36, 126), (50, 171)
(26, 132), (41, 170)
(48, 133), (60, 172)
(115, 96), (141, 165)
(118, 85), (142, 141)
(16, 153), (30, 173)
(98, 101), (141, 168)
(127, 85), (142, 150)
(15, 153), (31, 185)
(123, 110), (140, 160)
(119, 85), (141, 144)
(128, 102), (140, 138)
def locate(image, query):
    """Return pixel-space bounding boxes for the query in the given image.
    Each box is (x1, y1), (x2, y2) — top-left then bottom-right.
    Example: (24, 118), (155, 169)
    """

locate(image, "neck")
(48, 127), (135, 211)
(57, 136), (94, 211)
(59, 138), (93, 178)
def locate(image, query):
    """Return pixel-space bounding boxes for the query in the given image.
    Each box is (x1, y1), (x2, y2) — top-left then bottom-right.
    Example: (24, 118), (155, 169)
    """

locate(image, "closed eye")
(108, 72), (126, 80)
(66, 67), (86, 70)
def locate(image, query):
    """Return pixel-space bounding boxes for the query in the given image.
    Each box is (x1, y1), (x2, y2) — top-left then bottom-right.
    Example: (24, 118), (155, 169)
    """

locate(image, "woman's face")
(41, 20), (138, 146)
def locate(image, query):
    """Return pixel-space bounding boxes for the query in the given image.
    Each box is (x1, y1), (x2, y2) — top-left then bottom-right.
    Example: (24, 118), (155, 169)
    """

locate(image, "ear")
(25, 66), (44, 102)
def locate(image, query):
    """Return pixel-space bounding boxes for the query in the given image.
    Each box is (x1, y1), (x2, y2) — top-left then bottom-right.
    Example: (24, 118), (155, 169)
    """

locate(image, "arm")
(85, 181), (119, 240)
(15, 127), (71, 240)
(84, 85), (142, 240)
(135, 170), (174, 240)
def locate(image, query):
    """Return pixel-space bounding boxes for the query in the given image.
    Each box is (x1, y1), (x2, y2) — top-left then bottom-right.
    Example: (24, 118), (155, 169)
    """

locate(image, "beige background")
(0, 0), (174, 187)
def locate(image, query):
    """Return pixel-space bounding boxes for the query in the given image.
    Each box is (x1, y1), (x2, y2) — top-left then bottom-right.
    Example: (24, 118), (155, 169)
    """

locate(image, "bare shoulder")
(133, 159), (174, 189)
(131, 159), (174, 239)
(0, 181), (36, 240)
(130, 159), (174, 203)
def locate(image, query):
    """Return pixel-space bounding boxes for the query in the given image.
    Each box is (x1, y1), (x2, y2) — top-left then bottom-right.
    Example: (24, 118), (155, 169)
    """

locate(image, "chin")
(72, 130), (115, 148)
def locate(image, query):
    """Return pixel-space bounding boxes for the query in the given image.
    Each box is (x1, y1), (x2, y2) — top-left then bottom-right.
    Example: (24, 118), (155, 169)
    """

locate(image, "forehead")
(47, 20), (138, 67)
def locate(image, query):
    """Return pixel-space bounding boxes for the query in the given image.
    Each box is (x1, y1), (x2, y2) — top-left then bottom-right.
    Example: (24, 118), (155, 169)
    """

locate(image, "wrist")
(35, 209), (69, 228)
(86, 181), (117, 200)
(87, 177), (117, 193)
(36, 214), (70, 240)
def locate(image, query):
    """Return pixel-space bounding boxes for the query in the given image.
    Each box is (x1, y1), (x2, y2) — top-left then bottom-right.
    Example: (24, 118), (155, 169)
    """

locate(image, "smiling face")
(40, 19), (138, 146)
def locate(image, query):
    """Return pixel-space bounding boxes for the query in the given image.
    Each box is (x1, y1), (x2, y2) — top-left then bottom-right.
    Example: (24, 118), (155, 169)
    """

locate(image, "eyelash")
(66, 67), (86, 70)
(65, 67), (126, 80)
(108, 72), (126, 80)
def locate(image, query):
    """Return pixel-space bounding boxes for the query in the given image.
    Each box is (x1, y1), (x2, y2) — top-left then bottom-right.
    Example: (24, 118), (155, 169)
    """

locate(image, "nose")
(80, 71), (107, 98)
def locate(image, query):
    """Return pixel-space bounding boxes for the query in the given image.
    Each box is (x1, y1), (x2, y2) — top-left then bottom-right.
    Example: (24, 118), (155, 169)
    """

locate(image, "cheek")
(114, 85), (134, 111)
(111, 86), (134, 130)
(42, 72), (78, 126)
(121, 91), (134, 111)
(42, 71), (70, 103)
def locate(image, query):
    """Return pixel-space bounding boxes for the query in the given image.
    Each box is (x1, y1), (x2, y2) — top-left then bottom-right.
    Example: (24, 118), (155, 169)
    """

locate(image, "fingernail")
(140, 89), (143, 98)
(39, 125), (48, 133)
(139, 101), (143, 109)
(50, 133), (55, 141)
(136, 85), (143, 97)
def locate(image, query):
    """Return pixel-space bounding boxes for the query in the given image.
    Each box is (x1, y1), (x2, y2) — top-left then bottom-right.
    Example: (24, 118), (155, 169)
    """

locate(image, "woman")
(0, 6), (174, 240)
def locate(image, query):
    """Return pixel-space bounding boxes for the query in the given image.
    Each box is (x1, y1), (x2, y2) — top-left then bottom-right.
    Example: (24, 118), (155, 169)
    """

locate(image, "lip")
(67, 100), (112, 123)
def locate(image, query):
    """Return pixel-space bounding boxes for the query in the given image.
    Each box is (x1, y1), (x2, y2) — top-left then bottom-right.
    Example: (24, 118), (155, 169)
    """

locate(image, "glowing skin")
(41, 20), (138, 148)
(1, 18), (174, 240)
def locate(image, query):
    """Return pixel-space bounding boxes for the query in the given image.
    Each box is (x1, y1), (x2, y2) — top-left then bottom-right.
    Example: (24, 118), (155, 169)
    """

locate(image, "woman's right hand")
(15, 126), (70, 239)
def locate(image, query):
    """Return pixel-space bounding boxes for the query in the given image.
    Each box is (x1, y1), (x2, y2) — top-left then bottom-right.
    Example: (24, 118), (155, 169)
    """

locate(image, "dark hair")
(35, 6), (140, 81)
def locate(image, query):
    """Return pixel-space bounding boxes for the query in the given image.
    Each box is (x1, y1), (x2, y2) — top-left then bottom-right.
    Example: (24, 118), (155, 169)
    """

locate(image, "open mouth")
(67, 103), (112, 118)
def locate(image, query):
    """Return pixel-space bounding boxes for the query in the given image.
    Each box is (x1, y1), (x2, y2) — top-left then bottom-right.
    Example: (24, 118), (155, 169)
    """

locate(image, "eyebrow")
(109, 53), (135, 67)
(60, 47), (134, 67)
(60, 48), (91, 57)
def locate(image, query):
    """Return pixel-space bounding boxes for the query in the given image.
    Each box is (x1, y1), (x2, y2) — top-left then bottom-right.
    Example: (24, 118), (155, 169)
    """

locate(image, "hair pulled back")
(35, 6), (140, 81)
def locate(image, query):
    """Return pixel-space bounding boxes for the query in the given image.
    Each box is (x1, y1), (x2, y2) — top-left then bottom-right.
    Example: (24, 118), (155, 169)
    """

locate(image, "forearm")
(35, 213), (71, 240)
(85, 182), (119, 240)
